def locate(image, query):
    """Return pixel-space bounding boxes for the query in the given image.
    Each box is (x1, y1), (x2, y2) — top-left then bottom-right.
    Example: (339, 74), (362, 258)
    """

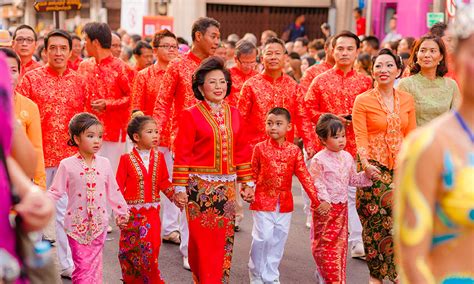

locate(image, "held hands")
(240, 183), (255, 203)
(173, 192), (188, 210)
(115, 213), (129, 229)
(91, 99), (106, 112)
(316, 201), (331, 216)
(365, 164), (382, 181)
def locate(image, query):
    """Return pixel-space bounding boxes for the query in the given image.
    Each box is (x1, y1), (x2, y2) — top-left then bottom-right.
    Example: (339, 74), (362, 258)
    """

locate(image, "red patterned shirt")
(67, 57), (83, 71)
(237, 72), (315, 151)
(153, 52), (202, 150)
(226, 66), (258, 107)
(304, 68), (372, 156)
(19, 59), (41, 79)
(250, 139), (319, 212)
(78, 55), (135, 142)
(299, 61), (333, 94)
(16, 65), (86, 167)
(131, 64), (171, 147)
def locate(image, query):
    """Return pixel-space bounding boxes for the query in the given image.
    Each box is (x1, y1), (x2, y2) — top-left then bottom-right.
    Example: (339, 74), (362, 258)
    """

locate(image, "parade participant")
(395, 5), (474, 283)
(116, 113), (174, 283)
(238, 37), (314, 153)
(397, 35), (460, 127)
(153, 17), (221, 269)
(248, 107), (318, 284)
(226, 39), (257, 106)
(12, 24), (41, 79)
(305, 30), (372, 259)
(172, 56), (254, 283)
(310, 113), (372, 283)
(16, 29), (86, 279)
(111, 32), (122, 58)
(299, 36), (334, 95)
(1, 47), (46, 189)
(132, 40), (153, 72)
(352, 48), (416, 283)
(67, 34), (82, 71)
(48, 112), (129, 283)
(78, 22), (135, 173)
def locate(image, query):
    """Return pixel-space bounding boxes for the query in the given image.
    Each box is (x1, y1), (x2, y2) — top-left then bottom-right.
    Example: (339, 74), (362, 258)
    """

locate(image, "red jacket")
(250, 139), (318, 213)
(172, 102), (253, 187)
(226, 66), (258, 107)
(116, 148), (173, 204)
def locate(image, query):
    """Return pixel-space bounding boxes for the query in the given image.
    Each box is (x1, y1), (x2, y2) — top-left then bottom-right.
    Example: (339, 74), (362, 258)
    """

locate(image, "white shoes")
(183, 256), (191, 270)
(305, 214), (312, 229)
(106, 225), (113, 233)
(351, 242), (366, 259)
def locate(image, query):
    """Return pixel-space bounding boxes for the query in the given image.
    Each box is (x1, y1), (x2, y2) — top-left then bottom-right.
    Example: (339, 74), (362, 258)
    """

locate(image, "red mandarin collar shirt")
(153, 52), (202, 150)
(16, 65), (86, 167)
(250, 139), (319, 213)
(299, 61), (333, 94)
(304, 68), (372, 156)
(19, 59), (41, 79)
(131, 64), (171, 147)
(78, 55), (135, 142)
(172, 102), (253, 187)
(226, 66), (258, 107)
(237, 72), (315, 152)
(67, 57), (83, 71)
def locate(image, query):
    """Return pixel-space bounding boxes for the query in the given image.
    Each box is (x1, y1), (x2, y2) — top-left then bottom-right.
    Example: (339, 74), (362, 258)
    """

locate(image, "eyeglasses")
(158, 44), (178, 50)
(15, 37), (35, 44)
(237, 58), (257, 67)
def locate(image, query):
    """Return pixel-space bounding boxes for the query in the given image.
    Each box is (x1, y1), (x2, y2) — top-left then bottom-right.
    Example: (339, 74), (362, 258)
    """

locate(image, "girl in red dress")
(116, 113), (174, 283)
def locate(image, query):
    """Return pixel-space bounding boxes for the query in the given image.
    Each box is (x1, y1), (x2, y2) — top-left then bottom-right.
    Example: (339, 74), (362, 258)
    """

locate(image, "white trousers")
(158, 147), (189, 257)
(249, 207), (292, 283)
(97, 140), (126, 174)
(348, 186), (363, 244)
(46, 167), (73, 272)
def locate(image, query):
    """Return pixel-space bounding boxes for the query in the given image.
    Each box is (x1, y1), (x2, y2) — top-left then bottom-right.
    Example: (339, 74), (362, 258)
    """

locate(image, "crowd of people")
(0, 4), (473, 284)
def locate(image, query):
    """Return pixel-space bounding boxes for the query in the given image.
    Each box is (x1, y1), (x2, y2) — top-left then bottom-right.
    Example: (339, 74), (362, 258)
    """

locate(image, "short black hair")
(0, 48), (20, 71)
(235, 39), (257, 58)
(71, 34), (81, 42)
(177, 37), (188, 46)
(127, 112), (156, 143)
(13, 24), (37, 41)
(192, 56), (231, 101)
(316, 113), (345, 140)
(44, 29), (72, 50)
(288, 52), (301, 60)
(267, 107), (291, 122)
(372, 48), (404, 78)
(130, 34), (142, 44)
(295, 37), (309, 47)
(152, 29), (177, 48)
(303, 56), (317, 67)
(332, 30), (361, 49)
(83, 22), (112, 49)
(67, 112), (102, 147)
(354, 7), (363, 15)
(263, 36), (285, 49)
(191, 17), (220, 42)
(133, 40), (152, 56)
(430, 22), (448, 38)
(362, 35), (380, 50)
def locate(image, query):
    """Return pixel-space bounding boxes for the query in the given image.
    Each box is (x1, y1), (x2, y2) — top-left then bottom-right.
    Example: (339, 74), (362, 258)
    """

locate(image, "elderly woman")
(172, 56), (254, 283)
(397, 35), (460, 127)
(395, 4), (474, 284)
(353, 48), (417, 283)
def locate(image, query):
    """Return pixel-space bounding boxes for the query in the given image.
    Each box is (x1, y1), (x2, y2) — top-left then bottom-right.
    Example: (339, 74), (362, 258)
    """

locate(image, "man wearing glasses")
(12, 24), (41, 79)
(226, 39), (258, 108)
(153, 16), (221, 271)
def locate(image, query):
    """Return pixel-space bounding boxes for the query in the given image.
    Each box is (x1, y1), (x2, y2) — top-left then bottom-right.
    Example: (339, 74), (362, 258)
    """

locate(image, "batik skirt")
(118, 205), (164, 284)
(311, 202), (348, 283)
(356, 160), (397, 281)
(186, 175), (236, 284)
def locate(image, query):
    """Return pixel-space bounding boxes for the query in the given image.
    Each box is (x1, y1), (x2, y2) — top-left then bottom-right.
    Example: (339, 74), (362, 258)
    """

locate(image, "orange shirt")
(16, 65), (86, 168)
(13, 93), (46, 189)
(131, 64), (171, 147)
(299, 61), (333, 94)
(352, 89), (416, 169)
(226, 66), (258, 107)
(304, 68), (372, 156)
(153, 52), (202, 150)
(238, 72), (315, 151)
(19, 59), (41, 79)
(250, 139), (318, 213)
(78, 55), (135, 142)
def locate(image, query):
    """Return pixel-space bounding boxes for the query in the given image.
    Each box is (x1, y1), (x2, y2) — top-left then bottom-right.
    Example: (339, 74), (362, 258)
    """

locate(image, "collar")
(187, 51), (202, 65)
(261, 72), (284, 84)
(334, 67), (355, 78)
(95, 55), (114, 66)
(45, 64), (70, 77)
(231, 66), (256, 79)
(268, 138), (288, 149)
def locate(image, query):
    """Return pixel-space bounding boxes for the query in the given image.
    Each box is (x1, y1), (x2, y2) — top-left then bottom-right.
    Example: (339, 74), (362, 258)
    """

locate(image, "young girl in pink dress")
(309, 113), (372, 283)
(48, 112), (129, 283)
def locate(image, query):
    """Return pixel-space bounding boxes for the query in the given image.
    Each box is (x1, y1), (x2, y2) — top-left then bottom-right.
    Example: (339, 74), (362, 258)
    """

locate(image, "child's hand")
(316, 201), (331, 215)
(365, 165), (381, 180)
(174, 192), (188, 210)
(240, 184), (255, 203)
(116, 214), (129, 229)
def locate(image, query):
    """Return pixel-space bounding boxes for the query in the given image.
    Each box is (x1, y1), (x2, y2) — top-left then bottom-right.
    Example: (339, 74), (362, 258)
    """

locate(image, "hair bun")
(131, 110), (145, 120)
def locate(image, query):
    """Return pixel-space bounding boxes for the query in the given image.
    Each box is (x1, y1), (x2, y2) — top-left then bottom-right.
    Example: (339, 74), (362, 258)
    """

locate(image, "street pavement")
(60, 179), (370, 283)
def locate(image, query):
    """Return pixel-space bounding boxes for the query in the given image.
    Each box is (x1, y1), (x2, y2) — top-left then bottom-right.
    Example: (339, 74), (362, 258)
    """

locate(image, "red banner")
(142, 16), (174, 38)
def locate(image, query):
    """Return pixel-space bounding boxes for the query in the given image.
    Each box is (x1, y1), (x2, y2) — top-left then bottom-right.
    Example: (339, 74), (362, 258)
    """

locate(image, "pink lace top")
(309, 149), (372, 203)
(48, 154), (128, 244)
